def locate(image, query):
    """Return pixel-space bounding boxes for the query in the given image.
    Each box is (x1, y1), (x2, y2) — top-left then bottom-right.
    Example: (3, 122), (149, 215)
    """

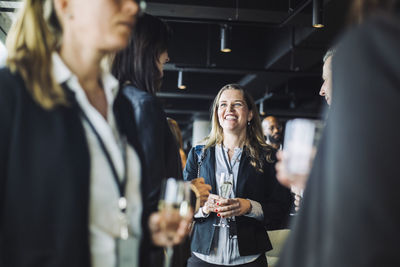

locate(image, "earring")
(247, 121), (251, 126)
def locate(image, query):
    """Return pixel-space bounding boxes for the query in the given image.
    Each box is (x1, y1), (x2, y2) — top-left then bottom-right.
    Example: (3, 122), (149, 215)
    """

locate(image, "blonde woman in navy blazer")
(184, 84), (290, 267)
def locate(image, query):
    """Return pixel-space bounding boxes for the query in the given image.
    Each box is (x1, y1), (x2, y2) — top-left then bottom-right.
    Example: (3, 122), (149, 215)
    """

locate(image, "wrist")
(245, 199), (252, 215)
(202, 205), (210, 215)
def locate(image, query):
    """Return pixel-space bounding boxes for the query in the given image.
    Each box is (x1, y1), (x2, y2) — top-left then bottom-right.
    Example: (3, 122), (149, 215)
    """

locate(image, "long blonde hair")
(6, 0), (67, 109)
(204, 84), (274, 172)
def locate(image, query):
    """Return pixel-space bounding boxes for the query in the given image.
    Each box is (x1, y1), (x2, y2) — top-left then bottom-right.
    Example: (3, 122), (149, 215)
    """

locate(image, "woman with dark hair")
(111, 13), (211, 267)
(112, 13), (170, 95)
(184, 84), (290, 267)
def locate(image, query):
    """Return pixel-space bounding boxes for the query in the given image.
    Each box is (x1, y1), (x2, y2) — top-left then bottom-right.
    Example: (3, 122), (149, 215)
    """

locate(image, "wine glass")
(213, 172), (233, 227)
(282, 119), (323, 215)
(158, 178), (191, 267)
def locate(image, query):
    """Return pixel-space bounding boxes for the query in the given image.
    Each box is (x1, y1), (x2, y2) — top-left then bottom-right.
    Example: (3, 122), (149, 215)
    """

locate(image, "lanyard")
(78, 108), (130, 240)
(221, 146), (239, 176)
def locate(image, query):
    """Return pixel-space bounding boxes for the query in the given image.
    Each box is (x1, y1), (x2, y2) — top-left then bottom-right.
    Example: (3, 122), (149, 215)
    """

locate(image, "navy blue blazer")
(184, 146), (290, 256)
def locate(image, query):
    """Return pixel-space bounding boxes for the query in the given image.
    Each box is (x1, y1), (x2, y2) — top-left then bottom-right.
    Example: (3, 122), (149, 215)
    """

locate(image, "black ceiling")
(142, 0), (350, 138)
(0, 0), (351, 140)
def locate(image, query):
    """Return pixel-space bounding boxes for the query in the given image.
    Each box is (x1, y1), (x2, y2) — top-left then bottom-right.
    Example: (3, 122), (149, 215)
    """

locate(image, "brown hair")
(167, 117), (183, 149)
(6, 0), (67, 109)
(204, 84), (274, 172)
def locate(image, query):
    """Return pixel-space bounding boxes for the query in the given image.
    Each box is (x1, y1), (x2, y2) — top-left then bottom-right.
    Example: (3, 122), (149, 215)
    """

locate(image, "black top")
(121, 85), (185, 267)
(184, 146), (291, 256)
(277, 14), (400, 267)
(0, 68), (144, 266)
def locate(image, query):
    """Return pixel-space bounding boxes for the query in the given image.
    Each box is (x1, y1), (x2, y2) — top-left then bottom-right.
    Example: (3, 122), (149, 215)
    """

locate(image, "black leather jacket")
(122, 85), (184, 266)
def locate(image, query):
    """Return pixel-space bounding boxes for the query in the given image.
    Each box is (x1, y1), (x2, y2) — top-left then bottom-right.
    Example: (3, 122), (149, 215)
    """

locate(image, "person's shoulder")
(0, 67), (23, 86)
(0, 67), (25, 100)
(122, 85), (156, 103)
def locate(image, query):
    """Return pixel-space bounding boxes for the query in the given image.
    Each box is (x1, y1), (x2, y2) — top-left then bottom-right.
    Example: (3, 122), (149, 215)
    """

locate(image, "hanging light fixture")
(259, 102), (265, 116)
(312, 0), (324, 28)
(177, 70), (186, 90)
(220, 24), (232, 53)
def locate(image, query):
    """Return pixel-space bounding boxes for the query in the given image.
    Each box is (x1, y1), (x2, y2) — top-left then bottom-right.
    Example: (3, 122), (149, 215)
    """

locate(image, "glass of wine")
(283, 119), (323, 215)
(213, 172), (233, 227)
(158, 178), (191, 267)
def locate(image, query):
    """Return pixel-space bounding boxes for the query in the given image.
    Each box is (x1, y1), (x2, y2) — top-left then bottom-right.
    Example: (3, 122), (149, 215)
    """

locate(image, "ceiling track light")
(220, 24), (232, 53)
(177, 70), (186, 90)
(312, 0), (324, 28)
(259, 102), (265, 116)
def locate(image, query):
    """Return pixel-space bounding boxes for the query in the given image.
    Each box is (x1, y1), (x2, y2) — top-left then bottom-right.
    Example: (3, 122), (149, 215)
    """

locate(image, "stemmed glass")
(158, 178), (191, 267)
(213, 172), (233, 227)
(282, 119), (323, 214)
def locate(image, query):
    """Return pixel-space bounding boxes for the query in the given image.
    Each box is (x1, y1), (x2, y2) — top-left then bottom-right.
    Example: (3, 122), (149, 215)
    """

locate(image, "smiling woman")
(183, 84), (291, 267)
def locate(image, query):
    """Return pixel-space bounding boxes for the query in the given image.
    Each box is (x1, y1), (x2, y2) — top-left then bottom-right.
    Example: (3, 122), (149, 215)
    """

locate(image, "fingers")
(219, 207), (241, 218)
(191, 177), (205, 184)
(275, 161), (292, 189)
(294, 194), (301, 202)
(148, 212), (161, 232)
(276, 150), (283, 160)
(216, 197), (234, 206)
(149, 210), (193, 246)
(208, 193), (220, 200)
(173, 219), (191, 245)
(215, 202), (240, 212)
(203, 198), (217, 214)
(294, 194), (301, 209)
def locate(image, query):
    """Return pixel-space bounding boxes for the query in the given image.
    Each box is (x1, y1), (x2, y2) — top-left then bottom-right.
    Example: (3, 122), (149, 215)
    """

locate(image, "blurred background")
(0, 0), (351, 146)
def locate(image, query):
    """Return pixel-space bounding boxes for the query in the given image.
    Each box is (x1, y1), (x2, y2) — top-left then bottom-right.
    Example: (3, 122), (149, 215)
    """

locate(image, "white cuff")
(244, 199), (264, 221)
(194, 206), (210, 218)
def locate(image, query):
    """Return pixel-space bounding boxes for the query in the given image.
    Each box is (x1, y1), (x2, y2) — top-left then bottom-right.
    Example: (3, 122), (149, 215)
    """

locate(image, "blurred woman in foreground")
(0, 0), (188, 266)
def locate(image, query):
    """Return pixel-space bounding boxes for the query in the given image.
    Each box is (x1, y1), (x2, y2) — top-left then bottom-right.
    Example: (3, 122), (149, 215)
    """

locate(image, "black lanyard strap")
(79, 108), (128, 211)
(221, 145), (240, 176)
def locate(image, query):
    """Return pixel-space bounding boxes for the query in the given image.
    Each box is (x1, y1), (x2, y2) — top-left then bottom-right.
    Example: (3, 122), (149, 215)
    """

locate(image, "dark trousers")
(187, 253), (268, 267)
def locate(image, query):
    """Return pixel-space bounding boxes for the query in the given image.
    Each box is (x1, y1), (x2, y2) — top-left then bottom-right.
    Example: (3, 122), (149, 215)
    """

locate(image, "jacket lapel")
(235, 150), (251, 198)
(202, 147), (217, 194)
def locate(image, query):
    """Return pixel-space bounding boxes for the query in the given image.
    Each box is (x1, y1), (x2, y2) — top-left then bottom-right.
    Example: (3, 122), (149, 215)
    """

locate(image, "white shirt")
(52, 53), (142, 267)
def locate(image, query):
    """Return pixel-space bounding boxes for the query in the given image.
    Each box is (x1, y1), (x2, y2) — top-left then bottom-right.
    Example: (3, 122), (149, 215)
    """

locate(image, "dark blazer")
(277, 14), (400, 267)
(184, 146), (290, 256)
(121, 85), (184, 267)
(0, 68), (144, 267)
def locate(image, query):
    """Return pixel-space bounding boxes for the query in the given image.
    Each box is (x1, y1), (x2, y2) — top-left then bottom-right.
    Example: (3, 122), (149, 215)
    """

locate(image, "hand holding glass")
(213, 172), (233, 227)
(158, 178), (192, 267)
(282, 119), (323, 213)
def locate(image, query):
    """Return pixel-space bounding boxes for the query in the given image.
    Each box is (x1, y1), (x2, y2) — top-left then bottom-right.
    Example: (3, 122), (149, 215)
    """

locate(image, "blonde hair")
(6, 0), (67, 109)
(204, 84), (274, 172)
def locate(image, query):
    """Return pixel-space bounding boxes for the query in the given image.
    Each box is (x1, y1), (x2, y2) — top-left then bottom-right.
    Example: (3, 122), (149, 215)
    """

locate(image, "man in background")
(319, 48), (335, 106)
(262, 116), (283, 150)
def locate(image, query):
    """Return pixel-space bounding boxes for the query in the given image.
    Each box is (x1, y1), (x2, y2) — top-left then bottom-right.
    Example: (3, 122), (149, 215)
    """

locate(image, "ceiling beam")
(164, 63), (320, 76)
(156, 92), (214, 100)
(146, 2), (310, 28)
(164, 109), (209, 116)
